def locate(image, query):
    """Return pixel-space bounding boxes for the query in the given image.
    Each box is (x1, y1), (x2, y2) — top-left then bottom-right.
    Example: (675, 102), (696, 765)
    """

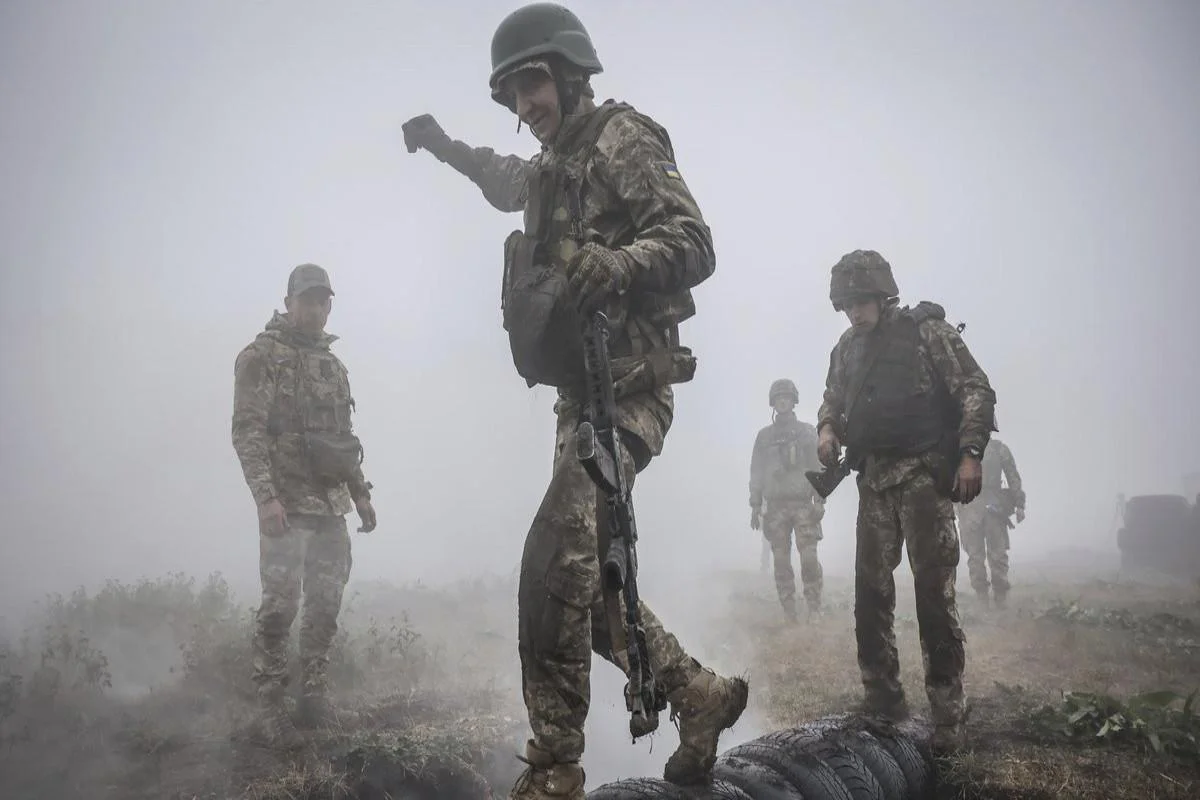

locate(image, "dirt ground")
(716, 564), (1200, 800)
(1, 563), (1198, 799)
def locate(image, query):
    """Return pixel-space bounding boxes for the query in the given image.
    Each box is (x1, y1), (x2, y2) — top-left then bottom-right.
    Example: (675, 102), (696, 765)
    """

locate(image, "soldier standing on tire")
(231, 264), (378, 749)
(815, 250), (997, 754)
(401, 5), (747, 796)
(955, 437), (1024, 608)
(750, 379), (826, 622)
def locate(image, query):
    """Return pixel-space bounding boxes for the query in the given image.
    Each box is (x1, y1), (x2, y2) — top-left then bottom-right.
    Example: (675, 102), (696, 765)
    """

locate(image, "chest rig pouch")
(288, 347), (363, 487)
(500, 104), (631, 389)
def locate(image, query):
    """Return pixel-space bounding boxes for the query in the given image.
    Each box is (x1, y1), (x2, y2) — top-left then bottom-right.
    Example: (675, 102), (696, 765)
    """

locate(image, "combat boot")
(663, 668), (749, 785)
(508, 740), (585, 800)
(993, 591), (1008, 610)
(974, 589), (990, 609)
(258, 690), (304, 750)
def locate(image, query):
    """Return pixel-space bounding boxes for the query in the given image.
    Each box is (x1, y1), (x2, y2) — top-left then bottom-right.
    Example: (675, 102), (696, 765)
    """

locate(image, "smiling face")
(503, 67), (562, 142)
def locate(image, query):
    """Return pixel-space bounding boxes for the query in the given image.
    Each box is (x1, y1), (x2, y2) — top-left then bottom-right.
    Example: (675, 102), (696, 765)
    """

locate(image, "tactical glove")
(402, 113), (450, 155)
(565, 242), (632, 312)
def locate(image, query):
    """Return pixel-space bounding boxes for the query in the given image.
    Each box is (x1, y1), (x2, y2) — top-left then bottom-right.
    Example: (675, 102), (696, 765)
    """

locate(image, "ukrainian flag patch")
(659, 161), (682, 179)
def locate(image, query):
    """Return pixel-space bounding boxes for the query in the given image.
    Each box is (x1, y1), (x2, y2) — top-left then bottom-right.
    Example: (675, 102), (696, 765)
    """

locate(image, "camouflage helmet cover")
(769, 378), (799, 406)
(829, 249), (900, 311)
(489, 3), (603, 104)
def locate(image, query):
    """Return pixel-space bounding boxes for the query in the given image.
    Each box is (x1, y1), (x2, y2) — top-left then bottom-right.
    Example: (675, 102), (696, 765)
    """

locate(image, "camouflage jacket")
(231, 311), (370, 516)
(818, 302), (996, 492)
(749, 412), (822, 507)
(435, 101), (716, 458)
(977, 439), (1023, 505)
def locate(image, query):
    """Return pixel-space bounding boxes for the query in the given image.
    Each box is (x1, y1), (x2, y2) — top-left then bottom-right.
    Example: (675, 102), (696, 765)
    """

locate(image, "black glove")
(402, 114), (450, 154)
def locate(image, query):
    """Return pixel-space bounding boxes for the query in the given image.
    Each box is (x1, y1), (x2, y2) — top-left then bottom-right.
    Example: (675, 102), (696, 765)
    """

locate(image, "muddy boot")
(663, 668), (749, 785)
(508, 740), (585, 800)
(930, 723), (965, 755)
(993, 590), (1008, 610)
(974, 589), (990, 610)
(782, 600), (800, 625)
(296, 692), (336, 730)
(258, 690), (304, 750)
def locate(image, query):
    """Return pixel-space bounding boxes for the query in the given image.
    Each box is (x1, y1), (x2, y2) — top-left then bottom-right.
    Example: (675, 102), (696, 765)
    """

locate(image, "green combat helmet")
(489, 3), (603, 110)
(829, 249), (900, 311)
(769, 378), (799, 406)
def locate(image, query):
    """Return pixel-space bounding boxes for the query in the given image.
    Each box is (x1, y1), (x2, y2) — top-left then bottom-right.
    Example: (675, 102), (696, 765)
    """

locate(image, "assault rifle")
(986, 487), (1026, 529)
(575, 311), (666, 742)
(806, 457), (854, 500)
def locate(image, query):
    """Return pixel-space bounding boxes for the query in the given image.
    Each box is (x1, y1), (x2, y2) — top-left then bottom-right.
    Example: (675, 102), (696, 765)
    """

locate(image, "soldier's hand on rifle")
(401, 113), (449, 154)
(258, 498), (288, 538)
(817, 425), (841, 468)
(954, 453), (984, 503)
(355, 496), (378, 533)
(566, 243), (632, 312)
(750, 507), (762, 531)
(1016, 507), (1026, 524)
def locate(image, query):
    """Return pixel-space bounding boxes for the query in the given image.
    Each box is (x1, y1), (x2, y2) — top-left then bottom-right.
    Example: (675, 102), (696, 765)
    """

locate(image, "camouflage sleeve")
(596, 113), (716, 294)
(817, 334), (850, 438)
(430, 138), (532, 213)
(340, 368), (372, 503)
(921, 320), (997, 453)
(749, 428), (767, 508)
(231, 341), (277, 506)
(1001, 443), (1024, 495)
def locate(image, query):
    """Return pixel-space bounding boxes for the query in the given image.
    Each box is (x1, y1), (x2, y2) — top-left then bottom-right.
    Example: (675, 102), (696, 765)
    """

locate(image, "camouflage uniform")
(406, 9), (747, 789)
(231, 308), (371, 710)
(750, 409), (825, 617)
(818, 251), (996, 744)
(956, 438), (1023, 602)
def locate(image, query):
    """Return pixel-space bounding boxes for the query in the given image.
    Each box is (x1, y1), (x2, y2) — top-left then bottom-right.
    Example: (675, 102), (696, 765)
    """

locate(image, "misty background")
(2, 0), (1198, 627)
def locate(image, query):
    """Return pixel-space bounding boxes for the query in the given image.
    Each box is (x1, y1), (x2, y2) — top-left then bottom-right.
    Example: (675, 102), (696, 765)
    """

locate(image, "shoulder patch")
(658, 161), (682, 179)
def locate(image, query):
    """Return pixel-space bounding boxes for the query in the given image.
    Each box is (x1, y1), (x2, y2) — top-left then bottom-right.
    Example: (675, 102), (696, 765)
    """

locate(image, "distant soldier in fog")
(956, 437), (1024, 608)
(401, 4), (746, 796)
(231, 263), (378, 749)
(750, 378), (826, 622)
(815, 250), (996, 754)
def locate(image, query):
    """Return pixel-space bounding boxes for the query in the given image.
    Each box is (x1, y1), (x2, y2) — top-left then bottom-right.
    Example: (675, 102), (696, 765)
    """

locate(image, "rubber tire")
(761, 717), (911, 800)
(806, 712), (934, 800)
(866, 729), (932, 800)
(721, 740), (855, 800)
(712, 755), (806, 800)
(834, 730), (910, 800)
(706, 779), (754, 799)
(802, 738), (887, 800)
(586, 777), (692, 799)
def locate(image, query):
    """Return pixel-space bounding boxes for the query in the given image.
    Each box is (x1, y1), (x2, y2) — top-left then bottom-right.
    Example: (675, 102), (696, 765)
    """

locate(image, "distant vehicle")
(1117, 493), (1200, 578)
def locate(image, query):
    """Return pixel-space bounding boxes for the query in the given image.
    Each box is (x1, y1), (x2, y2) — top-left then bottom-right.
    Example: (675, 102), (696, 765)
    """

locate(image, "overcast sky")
(1, 0), (1198, 615)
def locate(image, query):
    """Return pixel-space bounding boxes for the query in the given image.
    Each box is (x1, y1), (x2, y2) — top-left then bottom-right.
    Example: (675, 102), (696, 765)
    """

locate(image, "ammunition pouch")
(501, 230), (585, 388)
(610, 347), (696, 399)
(303, 430), (364, 487)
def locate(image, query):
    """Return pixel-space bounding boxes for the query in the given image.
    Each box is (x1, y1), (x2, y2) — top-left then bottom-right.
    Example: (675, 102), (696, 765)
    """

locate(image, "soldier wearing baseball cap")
(231, 262), (377, 748)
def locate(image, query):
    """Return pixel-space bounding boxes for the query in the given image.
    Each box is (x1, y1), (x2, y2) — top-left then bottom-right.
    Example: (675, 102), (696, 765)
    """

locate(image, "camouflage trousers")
(957, 503), (1011, 595)
(855, 471), (965, 727)
(517, 415), (702, 763)
(763, 499), (824, 611)
(253, 514), (352, 699)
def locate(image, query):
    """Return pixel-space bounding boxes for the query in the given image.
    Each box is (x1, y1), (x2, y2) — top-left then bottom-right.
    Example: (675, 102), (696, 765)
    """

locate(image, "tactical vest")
(843, 303), (957, 458)
(266, 339), (363, 487)
(500, 102), (695, 391)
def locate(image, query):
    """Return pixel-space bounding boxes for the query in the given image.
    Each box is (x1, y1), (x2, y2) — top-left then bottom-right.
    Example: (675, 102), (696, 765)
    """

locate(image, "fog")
(2, 0), (1198, 622)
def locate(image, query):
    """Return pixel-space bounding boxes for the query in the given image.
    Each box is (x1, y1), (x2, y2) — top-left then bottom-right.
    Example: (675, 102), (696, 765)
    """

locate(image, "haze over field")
(2, 0), (1198, 620)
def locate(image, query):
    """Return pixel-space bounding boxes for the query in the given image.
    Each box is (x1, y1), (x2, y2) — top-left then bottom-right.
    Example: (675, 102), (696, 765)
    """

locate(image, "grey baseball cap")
(287, 263), (334, 296)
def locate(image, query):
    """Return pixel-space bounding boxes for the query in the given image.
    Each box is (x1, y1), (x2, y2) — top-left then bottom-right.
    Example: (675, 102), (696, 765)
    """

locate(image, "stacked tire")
(586, 715), (935, 800)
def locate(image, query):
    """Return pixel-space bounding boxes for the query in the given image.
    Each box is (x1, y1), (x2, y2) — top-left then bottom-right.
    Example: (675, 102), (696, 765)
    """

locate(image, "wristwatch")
(961, 445), (983, 460)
